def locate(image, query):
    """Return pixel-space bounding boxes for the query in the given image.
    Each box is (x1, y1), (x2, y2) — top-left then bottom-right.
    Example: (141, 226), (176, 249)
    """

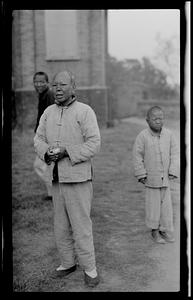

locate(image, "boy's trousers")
(145, 186), (174, 232)
(52, 180), (96, 272)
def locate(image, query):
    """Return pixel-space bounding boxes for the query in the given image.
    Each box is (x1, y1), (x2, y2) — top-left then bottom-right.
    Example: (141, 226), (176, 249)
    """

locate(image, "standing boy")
(33, 71), (55, 201)
(132, 106), (179, 243)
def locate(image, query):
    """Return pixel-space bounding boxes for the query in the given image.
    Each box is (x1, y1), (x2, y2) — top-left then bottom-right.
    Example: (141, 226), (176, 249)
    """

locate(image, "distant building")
(12, 10), (108, 129)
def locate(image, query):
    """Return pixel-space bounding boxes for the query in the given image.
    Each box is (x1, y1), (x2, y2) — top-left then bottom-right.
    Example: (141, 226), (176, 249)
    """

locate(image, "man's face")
(147, 110), (164, 133)
(52, 72), (74, 104)
(33, 75), (49, 94)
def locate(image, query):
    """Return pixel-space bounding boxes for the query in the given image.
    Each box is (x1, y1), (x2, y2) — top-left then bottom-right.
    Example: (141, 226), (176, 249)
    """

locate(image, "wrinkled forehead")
(53, 71), (72, 83)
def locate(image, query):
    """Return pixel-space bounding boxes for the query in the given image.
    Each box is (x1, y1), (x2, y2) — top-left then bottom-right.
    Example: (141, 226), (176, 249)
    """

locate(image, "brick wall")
(12, 10), (108, 128)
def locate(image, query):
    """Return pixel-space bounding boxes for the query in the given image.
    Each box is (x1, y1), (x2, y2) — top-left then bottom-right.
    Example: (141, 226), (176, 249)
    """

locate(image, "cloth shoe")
(55, 264), (77, 277)
(159, 231), (175, 242)
(84, 272), (100, 287)
(151, 229), (166, 244)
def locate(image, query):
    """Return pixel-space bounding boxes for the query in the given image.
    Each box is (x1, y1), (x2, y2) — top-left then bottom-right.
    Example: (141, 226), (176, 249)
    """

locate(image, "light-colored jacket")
(132, 127), (179, 187)
(34, 100), (101, 183)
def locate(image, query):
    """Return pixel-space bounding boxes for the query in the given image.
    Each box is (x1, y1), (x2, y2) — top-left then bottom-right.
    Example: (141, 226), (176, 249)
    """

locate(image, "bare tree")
(152, 33), (180, 88)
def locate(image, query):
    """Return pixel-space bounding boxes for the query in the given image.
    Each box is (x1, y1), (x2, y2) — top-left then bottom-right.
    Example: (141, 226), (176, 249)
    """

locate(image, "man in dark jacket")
(34, 71), (55, 133)
(33, 71), (55, 200)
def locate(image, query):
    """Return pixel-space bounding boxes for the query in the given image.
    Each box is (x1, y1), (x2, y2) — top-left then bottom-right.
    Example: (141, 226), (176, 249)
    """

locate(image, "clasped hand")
(47, 146), (66, 162)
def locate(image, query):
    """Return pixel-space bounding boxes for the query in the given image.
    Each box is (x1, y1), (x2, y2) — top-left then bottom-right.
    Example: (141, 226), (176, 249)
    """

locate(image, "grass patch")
(11, 121), (179, 292)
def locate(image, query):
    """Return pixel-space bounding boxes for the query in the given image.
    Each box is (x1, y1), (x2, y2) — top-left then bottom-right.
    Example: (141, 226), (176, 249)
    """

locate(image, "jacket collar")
(148, 127), (165, 137)
(55, 95), (76, 108)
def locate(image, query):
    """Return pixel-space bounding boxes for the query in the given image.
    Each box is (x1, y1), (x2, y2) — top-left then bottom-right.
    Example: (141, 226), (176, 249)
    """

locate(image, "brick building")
(12, 10), (108, 129)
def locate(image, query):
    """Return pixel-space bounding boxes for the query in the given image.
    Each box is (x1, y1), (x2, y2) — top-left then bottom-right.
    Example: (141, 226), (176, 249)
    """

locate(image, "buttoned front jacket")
(132, 127), (179, 187)
(34, 100), (101, 183)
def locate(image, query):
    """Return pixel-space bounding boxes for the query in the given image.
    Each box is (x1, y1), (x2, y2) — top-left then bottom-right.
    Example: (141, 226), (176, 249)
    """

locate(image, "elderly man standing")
(34, 70), (101, 288)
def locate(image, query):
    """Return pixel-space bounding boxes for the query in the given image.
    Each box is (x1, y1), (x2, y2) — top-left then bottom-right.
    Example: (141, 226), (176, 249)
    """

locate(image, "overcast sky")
(108, 9), (180, 61)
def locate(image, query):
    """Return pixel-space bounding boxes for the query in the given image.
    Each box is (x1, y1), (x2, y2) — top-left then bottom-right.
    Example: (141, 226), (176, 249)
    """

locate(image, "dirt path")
(122, 117), (180, 292)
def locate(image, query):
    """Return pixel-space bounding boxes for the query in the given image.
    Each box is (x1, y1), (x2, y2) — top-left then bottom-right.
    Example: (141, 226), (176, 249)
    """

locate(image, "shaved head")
(146, 106), (163, 120)
(146, 106), (164, 133)
(52, 69), (76, 104)
(53, 70), (76, 89)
